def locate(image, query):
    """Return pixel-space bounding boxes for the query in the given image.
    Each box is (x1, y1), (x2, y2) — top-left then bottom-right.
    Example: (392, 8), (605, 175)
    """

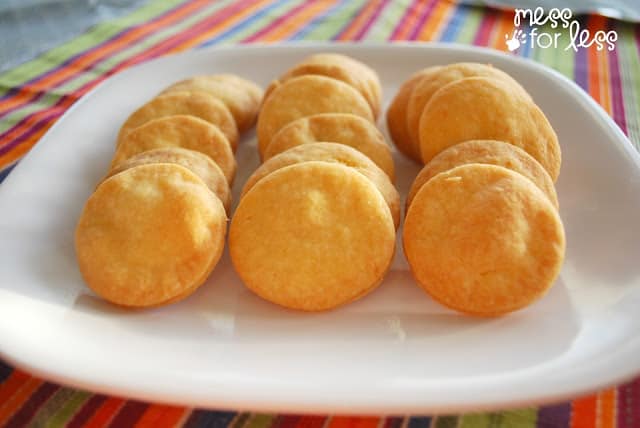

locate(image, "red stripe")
(108, 401), (149, 427)
(4, 383), (59, 428)
(408, 0), (437, 40)
(66, 395), (108, 428)
(473, 9), (497, 46)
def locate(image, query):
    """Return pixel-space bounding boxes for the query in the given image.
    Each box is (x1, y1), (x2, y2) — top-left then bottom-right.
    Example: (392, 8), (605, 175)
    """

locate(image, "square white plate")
(1, 43), (640, 414)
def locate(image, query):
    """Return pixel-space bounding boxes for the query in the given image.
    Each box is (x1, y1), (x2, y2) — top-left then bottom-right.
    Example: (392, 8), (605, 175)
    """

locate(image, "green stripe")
(454, 6), (483, 44)
(459, 413), (491, 428)
(303, 0), (367, 41)
(45, 391), (92, 428)
(500, 409), (537, 428)
(619, 23), (640, 148)
(244, 413), (277, 428)
(0, 0), (183, 91)
(0, 0), (234, 135)
(434, 415), (459, 428)
(365, 0), (410, 41)
(28, 388), (88, 427)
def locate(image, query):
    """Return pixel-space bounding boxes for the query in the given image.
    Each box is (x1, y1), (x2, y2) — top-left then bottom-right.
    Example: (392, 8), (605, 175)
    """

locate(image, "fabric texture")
(0, 0), (639, 426)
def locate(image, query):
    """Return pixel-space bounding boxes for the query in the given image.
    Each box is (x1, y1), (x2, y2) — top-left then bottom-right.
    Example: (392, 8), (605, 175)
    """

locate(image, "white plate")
(1, 43), (640, 414)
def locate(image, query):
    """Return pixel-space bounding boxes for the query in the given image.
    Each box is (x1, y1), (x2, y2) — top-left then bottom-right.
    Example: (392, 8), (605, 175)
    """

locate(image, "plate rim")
(1, 41), (640, 414)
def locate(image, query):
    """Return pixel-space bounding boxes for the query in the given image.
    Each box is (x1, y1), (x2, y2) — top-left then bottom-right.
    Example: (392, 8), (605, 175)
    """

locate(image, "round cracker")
(418, 77), (561, 181)
(406, 63), (531, 148)
(403, 164), (565, 316)
(406, 140), (558, 210)
(266, 53), (381, 118)
(112, 115), (237, 185)
(230, 162), (395, 311)
(107, 147), (232, 213)
(75, 163), (227, 307)
(386, 67), (441, 162)
(257, 75), (373, 156)
(118, 91), (239, 150)
(242, 142), (400, 229)
(161, 74), (263, 133)
(264, 113), (395, 181)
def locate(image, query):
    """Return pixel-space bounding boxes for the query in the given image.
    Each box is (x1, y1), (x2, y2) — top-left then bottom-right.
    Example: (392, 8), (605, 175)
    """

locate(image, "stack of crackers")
(388, 63), (565, 316)
(230, 54), (399, 311)
(75, 74), (262, 307)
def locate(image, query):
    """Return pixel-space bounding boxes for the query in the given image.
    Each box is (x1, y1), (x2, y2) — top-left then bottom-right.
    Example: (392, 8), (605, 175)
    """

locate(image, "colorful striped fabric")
(0, 0), (639, 426)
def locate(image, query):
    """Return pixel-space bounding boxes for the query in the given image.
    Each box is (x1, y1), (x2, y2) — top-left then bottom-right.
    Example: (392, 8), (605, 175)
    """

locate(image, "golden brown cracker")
(386, 67), (441, 162)
(107, 147), (232, 213)
(118, 91), (239, 150)
(75, 163), (227, 307)
(161, 74), (263, 133)
(230, 162), (395, 311)
(418, 77), (561, 181)
(263, 113), (395, 181)
(242, 142), (400, 229)
(112, 115), (237, 185)
(403, 164), (565, 316)
(256, 75), (374, 156)
(406, 140), (558, 210)
(406, 63), (531, 147)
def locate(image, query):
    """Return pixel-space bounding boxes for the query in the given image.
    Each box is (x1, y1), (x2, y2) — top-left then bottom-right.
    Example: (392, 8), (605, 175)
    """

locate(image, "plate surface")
(1, 43), (640, 414)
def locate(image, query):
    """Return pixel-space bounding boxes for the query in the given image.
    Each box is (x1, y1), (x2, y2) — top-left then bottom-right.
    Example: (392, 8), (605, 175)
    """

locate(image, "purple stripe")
(107, 401), (149, 428)
(243, 1), (310, 42)
(5, 382), (59, 428)
(608, 20), (628, 135)
(536, 402), (570, 428)
(0, 0), (200, 109)
(617, 377), (640, 428)
(388, 0), (420, 40)
(573, 17), (589, 92)
(384, 416), (405, 428)
(354, 0), (391, 40)
(0, 105), (62, 157)
(408, 0), (437, 40)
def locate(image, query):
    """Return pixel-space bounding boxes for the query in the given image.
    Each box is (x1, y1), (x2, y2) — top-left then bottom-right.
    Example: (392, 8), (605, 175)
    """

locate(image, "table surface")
(0, 0), (639, 427)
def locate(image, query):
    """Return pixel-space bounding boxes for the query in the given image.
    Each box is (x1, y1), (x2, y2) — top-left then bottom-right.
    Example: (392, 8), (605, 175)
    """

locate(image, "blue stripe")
(0, 359), (12, 383)
(438, 4), (467, 42)
(408, 416), (432, 428)
(184, 410), (237, 428)
(197, 0), (289, 48)
(0, 162), (17, 184)
(289, 0), (350, 40)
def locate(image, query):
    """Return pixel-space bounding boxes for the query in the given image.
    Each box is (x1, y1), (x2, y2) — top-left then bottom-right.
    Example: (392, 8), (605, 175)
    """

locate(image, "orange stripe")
(338, 1), (380, 41)
(587, 16), (604, 106)
(490, 10), (515, 52)
(597, 388), (616, 428)
(415, 0), (455, 41)
(176, 0), (275, 49)
(0, 120), (52, 169)
(257, 0), (337, 42)
(590, 15), (612, 114)
(572, 394), (598, 428)
(83, 397), (126, 428)
(134, 404), (188, 428)
(0, 378), (43, 425)
(328, 416), (381, 428)
(0, 370), (31, 409)
(0, 0), (208, 113)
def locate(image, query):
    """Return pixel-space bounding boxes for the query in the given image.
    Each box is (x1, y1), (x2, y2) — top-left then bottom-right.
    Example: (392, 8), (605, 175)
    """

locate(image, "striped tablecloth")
(1, 1), (639, 426)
